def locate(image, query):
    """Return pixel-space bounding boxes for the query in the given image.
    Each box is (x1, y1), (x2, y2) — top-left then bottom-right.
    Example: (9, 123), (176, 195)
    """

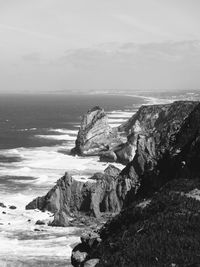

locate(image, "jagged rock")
(115, 101), (199, 204)
(26, 172), (93, 217)
(101, 101), (198, 165)
(89, 165), (120, 181)
(25, 196), (45, 210)
(26, 165), (122, 225)
(71, 106), (122, 156)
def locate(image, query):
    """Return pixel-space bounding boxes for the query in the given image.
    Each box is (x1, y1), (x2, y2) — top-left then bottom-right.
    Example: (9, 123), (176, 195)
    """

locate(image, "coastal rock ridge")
(71, 106), (122, 156)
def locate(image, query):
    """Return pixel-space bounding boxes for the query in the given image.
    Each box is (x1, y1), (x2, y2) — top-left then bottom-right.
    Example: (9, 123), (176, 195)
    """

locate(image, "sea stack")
(71, 106), (120, 156)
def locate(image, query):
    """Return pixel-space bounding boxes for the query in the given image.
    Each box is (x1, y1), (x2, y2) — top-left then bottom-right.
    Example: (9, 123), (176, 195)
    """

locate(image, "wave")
(48, 128), (78, 135)
(108, 118), (127, 123)
(35, 134), (76, 141)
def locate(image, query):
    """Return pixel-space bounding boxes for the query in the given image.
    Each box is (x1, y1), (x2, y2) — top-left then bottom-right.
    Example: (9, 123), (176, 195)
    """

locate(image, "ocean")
(0, 93), (148, 267)
(0, 91), (198, 266)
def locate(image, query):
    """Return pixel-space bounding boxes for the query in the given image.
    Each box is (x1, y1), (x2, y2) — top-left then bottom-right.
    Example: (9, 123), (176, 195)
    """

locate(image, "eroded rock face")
(71, 106), (121, 156)
(26, 172), (93, 226)
(101, 101), (198, 165)
(116, 101), (200, 206)
(26, 165), (122, 226)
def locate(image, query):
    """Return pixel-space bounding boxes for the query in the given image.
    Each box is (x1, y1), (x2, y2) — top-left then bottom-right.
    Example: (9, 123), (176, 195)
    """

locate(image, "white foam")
(0, 205), (80, 263)
(108, 118), (127, 123)
(35, 134), (76, 141)
(0, 110), (135, 264)
(49, 128), (78, 135)
(107, 112), (133, 118)
(109, 123), (122, 128)
(0, 145), (124, 190)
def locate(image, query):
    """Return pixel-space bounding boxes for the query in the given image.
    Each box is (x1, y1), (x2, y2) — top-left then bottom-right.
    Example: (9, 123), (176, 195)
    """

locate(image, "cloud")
(55, 40), (200, 70)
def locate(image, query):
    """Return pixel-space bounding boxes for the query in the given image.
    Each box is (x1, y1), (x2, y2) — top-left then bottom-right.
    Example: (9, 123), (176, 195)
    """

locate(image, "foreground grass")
(90, 179), (200, 267)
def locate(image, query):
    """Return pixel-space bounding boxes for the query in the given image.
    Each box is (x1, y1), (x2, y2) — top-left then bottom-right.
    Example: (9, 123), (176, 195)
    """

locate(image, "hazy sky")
(0, 0), (200, 93)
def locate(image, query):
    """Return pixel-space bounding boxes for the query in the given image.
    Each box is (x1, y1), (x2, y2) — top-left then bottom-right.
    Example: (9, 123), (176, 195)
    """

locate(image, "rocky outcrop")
(72, 101), (200, 267)
(26, 165), (121, 226)
(116, 101), (199, 204)
(71, 106), (122, 156)
(27, 101), (199, 228)
(101, 101), (198, 165)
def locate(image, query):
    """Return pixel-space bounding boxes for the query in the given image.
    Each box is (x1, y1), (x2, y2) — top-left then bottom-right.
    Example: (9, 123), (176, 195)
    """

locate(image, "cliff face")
(101, 101), (198, 165)
(72, 101), (200, 266)
(71, 106), (121, 156)
(116, 101), (199, 205)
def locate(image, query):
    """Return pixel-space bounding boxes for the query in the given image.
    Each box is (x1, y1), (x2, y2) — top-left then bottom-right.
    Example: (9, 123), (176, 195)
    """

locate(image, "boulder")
(9, 205), (17, 210)
(72, 231), (101, 267)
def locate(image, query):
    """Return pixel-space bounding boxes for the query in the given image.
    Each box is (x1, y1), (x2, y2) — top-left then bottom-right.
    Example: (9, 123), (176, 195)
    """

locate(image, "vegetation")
(90, 179), (200, 266)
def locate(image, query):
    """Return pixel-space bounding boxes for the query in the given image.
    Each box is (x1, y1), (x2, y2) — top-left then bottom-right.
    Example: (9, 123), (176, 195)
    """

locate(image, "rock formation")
(26, 165), (121, 226)
(116, 101), (199, 205)
(71, 106), (122, 156)
(71, 101), (200, 266)
(27, 101), (199, 227)
(101, 101), (198, 165)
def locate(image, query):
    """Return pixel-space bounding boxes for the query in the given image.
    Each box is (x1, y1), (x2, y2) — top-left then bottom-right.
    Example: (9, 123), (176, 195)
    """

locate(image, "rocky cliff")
(72, 101), (200, 266)
(100, 101), (198, 165)
(116, 101), (199, 205)
(71, 106), (122, 156)
(26, 100), (200, 266)
(27, 101), (199, 228)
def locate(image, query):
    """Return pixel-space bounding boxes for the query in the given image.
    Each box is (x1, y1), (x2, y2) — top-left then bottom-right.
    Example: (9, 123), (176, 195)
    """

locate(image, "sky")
(0, 0), (200, 93)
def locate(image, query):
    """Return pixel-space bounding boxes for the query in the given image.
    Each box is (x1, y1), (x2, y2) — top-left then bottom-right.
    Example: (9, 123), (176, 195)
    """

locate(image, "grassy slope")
(90, 179), (200, 267)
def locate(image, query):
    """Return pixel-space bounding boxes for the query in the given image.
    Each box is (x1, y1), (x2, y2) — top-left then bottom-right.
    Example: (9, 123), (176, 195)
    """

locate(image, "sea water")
(0, 93), (147, 266)
(0, 91), (197, 266)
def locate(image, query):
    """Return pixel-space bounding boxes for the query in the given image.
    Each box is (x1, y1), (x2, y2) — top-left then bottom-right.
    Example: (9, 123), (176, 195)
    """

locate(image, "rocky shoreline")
(26, 100), (200, 266)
